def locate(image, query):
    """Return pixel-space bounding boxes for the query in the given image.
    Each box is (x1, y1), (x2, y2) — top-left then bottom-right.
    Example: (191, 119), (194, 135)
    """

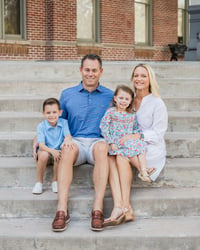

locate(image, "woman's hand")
(111, 143), (118, 151)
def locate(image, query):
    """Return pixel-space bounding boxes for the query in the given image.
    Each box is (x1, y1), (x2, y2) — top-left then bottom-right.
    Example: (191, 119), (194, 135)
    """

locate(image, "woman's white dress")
(136, 94), (168, 181)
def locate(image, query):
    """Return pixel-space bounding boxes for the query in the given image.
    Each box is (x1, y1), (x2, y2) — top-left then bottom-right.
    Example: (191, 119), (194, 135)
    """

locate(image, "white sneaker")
(32, 182), (43, 194)
(52, 181), (58, 193)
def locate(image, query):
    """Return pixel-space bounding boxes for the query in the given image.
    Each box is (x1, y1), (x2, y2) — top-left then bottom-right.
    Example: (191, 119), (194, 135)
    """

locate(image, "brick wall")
(0, 0), (178, 61)
(153, 0), (178, 46)
(101, 0), (134, 44)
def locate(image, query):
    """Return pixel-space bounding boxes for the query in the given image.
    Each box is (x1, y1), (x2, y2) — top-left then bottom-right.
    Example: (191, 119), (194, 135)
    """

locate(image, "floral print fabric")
(100, 107), (146, 158)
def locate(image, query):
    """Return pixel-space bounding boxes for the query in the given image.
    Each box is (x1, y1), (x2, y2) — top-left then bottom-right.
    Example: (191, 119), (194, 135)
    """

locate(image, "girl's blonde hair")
(113, 85), (134, 113)
(131, 64), (160, 97)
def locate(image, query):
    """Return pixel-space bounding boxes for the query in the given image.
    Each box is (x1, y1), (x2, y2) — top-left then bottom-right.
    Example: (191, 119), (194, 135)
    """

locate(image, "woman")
(104, 64), (168, 226)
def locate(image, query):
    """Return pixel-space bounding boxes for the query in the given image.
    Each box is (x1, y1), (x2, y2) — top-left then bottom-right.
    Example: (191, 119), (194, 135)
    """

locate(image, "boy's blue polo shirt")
(60, 82), (113, 138)
(37, 118), (70, 149)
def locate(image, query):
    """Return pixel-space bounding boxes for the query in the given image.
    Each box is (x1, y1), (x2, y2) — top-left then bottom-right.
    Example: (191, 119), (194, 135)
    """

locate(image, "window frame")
(135, 0), (152, 46)
(178, 0), (190, 45)
(0, 0), (26, 40)
(76, 0), (100, 43)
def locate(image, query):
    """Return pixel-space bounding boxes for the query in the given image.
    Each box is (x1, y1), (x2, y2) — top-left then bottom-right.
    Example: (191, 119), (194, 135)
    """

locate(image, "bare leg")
(92, 141), (109, 212)
(116, 155), (134, 222)
(36, 151), (49, 183)
(137, 153), (151, 182)
(52, 160), (58, 182)
(130, 155), (155, 177)
(56, 144), (79, 214)
(129, 155), (141, 172)
(108, 156), (123, 209)
(116, 155), (132, 209)
(102, 156), (124, 223)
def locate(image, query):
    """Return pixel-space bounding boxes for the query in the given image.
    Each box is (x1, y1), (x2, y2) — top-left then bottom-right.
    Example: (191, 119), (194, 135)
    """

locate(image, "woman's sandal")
(103, 207), (125, 227)
(147, 167), (156, 176)
(124, 206), (135, 222)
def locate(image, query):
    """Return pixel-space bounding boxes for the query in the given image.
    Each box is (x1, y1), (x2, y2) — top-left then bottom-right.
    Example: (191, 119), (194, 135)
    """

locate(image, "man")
(51, 54), (113, 232)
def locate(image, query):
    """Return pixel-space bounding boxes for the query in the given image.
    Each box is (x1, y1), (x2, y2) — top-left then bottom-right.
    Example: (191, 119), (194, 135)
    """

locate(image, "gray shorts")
(72, 137), (105, 166)
(37, 148), (54, 165)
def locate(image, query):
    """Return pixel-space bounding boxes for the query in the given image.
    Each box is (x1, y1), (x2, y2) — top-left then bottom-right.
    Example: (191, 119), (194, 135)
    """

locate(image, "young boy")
(32, 97), (72, 194)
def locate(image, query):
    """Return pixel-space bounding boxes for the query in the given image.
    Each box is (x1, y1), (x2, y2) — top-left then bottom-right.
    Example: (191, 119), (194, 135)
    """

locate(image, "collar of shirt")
(78, 81), (103, 93)
(44, 118), (63, 130)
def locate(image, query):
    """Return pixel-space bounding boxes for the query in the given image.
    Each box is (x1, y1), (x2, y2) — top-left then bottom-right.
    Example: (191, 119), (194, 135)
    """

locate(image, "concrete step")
(166, 132), (200, 158)
(0, 112), (42, 132)
(0, 131), (199, 157)
(0, 157), (94, 188)
(1, 111), (199, 132)
(0, 187), (200, 219)
(158, 79), (200, 97)
(1, 216), (200, 250)
(0, 78), (199, 98)
(0, 82), (65, 97)
(1, 96), (200, 112)
(164, 97), (200, 112)
(0, 157), (199, 188)
(163, 157), (200, 187)
(0, 61), (200, 84)
(0, 96), (44, 112)
(167, 111), (200, 132)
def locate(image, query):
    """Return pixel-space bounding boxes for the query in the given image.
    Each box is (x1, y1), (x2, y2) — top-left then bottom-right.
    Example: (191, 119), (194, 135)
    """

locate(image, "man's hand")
(61, 134), (75, 150)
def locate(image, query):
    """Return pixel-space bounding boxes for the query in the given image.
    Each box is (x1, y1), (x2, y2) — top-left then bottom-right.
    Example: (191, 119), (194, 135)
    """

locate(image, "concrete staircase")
(0, 61), (200, 250)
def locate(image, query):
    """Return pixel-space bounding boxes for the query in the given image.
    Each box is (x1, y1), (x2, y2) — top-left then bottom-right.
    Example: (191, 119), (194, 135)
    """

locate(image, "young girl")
(100, 85), (151, 183)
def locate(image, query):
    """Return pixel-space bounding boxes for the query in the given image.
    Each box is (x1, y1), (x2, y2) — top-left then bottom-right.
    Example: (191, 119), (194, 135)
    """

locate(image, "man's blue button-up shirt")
(60, 82), (113, 138)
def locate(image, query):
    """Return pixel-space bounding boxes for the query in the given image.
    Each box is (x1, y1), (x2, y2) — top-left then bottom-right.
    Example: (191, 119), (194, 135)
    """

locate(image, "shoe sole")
(52, 218), (70, 232)
(90, 226), (104, 232)
(103, 214), (125, 227)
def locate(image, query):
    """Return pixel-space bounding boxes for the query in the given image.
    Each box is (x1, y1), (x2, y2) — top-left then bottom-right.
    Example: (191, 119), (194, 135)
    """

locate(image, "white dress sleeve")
(142, 100), (168, 144)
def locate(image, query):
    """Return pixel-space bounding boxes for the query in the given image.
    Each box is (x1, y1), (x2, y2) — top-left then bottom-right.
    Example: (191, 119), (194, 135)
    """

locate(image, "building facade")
(0, 0), (193, 61)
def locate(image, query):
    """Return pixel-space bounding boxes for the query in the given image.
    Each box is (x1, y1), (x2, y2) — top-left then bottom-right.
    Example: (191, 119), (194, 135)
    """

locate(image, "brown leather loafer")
(52, 210), (70, 232)
(91, 210), (104, 231)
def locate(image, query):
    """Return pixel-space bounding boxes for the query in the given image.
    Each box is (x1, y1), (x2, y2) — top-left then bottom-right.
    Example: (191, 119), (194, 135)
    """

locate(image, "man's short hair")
(81, 54), (102, 69)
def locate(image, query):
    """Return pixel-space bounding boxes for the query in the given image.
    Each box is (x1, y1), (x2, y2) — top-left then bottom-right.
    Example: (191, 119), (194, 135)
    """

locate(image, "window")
(135, 0), (152, 45)
(0, 0), (26, 39)
(189, 0), (200, 4)
(77, 0), (100, 43)
(178, 0), (190, 44)
(178, 0), (186, 43)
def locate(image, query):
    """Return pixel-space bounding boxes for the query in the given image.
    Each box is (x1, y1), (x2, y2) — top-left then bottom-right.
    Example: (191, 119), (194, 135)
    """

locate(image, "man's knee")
(61, 144), (79, 160)
(94, 141), (109, 155)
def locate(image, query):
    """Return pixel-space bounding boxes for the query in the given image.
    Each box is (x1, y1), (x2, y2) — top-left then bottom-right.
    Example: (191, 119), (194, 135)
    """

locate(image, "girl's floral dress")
(100, 107), (146, 158)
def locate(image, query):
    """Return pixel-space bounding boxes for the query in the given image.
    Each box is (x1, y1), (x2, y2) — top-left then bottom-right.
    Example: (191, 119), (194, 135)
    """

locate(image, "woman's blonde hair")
(131, 64), (160, 97)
